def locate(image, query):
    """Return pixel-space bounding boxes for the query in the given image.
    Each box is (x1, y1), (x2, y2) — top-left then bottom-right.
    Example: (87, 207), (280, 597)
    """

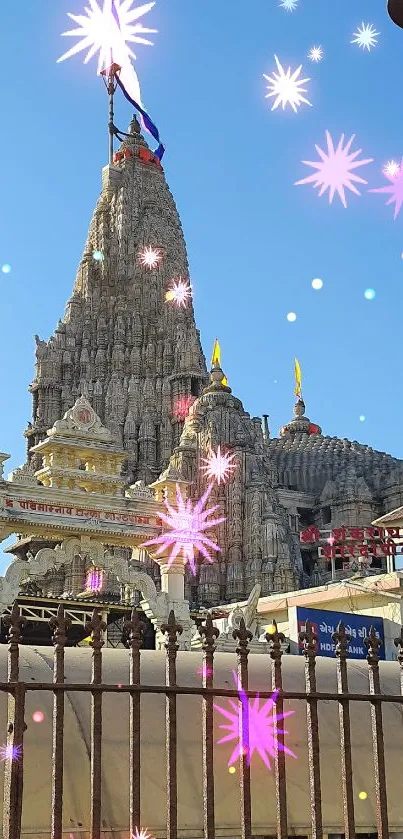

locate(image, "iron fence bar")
(2, 602), (27, 839)
(124, 610), (144, 837)
(365, 628), (389, 839)
(49, 605), (72, 839)
(394, 627), (403, 695)
(266, 620), (288, 839)
(200, 613), (219, 839)
(332, 622), (355, 839)
(234, 618), (253, 839)
(299, 620), (323, 839)
(85, 609), (106, 839)
(162, 610), (182, 839)
(0, 683), (401, 701)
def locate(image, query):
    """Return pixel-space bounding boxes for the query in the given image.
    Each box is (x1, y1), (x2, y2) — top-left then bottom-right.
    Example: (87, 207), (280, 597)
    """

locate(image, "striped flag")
(111, 0), (165, 159)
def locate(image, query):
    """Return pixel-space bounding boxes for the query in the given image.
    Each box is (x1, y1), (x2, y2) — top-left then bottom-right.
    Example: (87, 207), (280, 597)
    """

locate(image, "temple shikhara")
(1, 115), (403, 649)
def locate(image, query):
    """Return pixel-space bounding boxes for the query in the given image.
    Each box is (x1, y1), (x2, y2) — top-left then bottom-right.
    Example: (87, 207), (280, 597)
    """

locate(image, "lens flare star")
(264, 56), (311, 113)
(279, 0), (298, 11)
(383, 160), (400, 178)
(214, 671), (296, 769)
(370, 158), (403, 219)
(201, 446), (236, 485)
(165, 278), (192, 307)
(141, 483), (225, 575)
(308, 46), (323, 63)
(295, 131), (373, 208)
(351, 23), (379, 52)
(132, 829), (155, 839)
(0, 744), (22, 762)
(138, 246), (162, 269)
(58, 0), (157, 74)
(171, 395), (195, 421)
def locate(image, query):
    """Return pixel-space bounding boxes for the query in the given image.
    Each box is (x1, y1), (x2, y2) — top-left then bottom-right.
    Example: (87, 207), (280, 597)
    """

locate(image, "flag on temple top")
(221, 375), (228, 387)
(111, 0), (165, 160)
(211, 338), (221, 367)
(294, 358), (302, 398)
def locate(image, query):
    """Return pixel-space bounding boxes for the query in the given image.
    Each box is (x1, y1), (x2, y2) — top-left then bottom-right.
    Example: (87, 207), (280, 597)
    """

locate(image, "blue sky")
(0, 0), (402, 569)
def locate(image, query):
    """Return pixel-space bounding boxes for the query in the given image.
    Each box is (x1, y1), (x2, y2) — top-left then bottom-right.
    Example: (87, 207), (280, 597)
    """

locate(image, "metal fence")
(0, 600), (401, 839)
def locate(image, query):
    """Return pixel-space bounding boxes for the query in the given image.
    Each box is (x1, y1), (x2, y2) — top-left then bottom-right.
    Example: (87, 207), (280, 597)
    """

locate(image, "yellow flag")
(78, 636), (92, 647)
(211, 338), (221, 367)
(221, 375), (228, 387)
(294, 358), (302, 397)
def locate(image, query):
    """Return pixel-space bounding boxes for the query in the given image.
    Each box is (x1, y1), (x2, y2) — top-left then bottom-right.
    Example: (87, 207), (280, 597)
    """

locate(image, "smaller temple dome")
(279, 398), (322, 438)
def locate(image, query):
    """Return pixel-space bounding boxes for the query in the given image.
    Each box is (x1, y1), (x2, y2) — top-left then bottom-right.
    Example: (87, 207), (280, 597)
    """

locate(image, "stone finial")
(129, 115), (141, 135)
(279, 397), (322, 438)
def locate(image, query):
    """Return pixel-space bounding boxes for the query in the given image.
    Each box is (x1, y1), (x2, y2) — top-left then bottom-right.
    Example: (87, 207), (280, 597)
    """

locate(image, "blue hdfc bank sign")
(296, 607), (385, 660)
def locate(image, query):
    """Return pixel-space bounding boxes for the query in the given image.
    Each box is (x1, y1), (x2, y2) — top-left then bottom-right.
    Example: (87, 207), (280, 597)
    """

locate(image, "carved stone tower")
(26, 117), (208, 485)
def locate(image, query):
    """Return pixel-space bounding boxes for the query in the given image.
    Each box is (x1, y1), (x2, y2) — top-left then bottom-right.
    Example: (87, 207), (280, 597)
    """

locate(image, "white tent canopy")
(0, 646), (401, 837)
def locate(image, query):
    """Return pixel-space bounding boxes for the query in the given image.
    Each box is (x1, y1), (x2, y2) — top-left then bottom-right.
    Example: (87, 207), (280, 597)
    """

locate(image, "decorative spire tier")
(26, 118), (208, 486)
(279, 398), (322, 438)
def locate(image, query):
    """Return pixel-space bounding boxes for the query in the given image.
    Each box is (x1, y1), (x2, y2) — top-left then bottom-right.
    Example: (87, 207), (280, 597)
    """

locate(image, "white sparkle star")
(165, 277), (192, 307)
(279, 0), (298, 11)
(201, 447), (236, 485)
(351, 23), (379, 52)
(383, 160), (400, 178)
(141, 483), (225, 575)
(264, 56), (311, 113)
(295, 131), (373, 208)
(138, 246), (162, 269)
(58, 0), (157, 72)
(308, 45), (323, 63)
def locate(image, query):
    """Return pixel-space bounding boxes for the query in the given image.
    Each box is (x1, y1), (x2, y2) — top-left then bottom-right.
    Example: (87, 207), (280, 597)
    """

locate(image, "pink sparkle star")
(141, 483), (225, 575)
(165, 277), (192, 307)
(295, 131), (373, 208)
(138, 245), (162, 269)
(197, 663), (214, 679)
(201, 446), (236, 485)
(171, 395), (195, 421)
(214, 672), (296, 769)
(0, 743), (22, 762)
(370, 157), (403, 219)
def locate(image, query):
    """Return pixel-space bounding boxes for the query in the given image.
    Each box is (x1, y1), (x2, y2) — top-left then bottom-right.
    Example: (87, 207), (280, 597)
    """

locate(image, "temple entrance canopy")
(0, 397), (195, 648)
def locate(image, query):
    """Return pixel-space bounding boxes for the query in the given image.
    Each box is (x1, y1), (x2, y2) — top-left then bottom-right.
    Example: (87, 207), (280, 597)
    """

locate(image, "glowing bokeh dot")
(359, 415), (366, 422)
(286, 312), (297, 322)
(1, 264), (11, 274)
(92, 250), (104, 262)
(312, 278), (323, 290)
(364, 288), (375, 300)
(228, 766), (236, 774)
(358, 791), (368, 801)
(32, 710), (44, 723)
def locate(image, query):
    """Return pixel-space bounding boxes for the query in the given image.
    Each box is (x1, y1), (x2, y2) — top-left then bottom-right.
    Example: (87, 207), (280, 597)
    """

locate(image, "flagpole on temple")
(101, 63), (121, 165)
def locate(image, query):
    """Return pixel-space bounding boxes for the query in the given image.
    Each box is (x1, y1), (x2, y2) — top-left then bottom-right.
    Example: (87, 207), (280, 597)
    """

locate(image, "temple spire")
(279, 360), (322, 438)
(203, 339), (231, 394)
